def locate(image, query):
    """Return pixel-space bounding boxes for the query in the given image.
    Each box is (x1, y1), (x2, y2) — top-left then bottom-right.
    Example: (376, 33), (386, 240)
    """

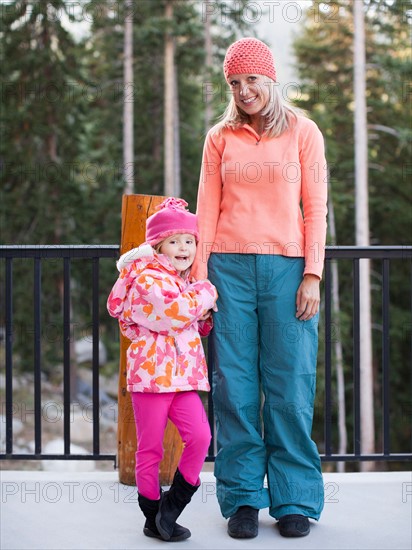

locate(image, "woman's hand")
(296, 274), (320, 321)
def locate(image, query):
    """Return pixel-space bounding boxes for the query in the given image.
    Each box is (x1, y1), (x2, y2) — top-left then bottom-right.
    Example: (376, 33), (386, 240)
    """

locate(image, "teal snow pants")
(207, 253), (324, 520)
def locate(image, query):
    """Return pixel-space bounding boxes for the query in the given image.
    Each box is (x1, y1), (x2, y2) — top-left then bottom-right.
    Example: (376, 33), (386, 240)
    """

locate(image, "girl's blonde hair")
(154, 242), (163, 254)
(214, 78), (305, 138)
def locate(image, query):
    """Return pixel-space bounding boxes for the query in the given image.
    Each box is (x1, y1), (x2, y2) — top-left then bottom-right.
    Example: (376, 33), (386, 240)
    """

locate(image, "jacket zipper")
(174, 338), (180, 376)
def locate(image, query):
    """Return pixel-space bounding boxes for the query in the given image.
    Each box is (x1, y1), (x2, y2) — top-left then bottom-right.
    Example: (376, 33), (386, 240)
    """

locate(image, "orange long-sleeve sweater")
(191, 115), (328, 280)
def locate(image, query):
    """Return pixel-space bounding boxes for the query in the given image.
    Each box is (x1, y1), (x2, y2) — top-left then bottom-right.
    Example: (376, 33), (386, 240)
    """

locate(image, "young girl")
(107, 197), (217, 542)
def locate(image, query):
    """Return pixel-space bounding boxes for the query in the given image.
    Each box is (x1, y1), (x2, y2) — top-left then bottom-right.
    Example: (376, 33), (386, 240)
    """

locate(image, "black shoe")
(138, 492), (191, 542)
(278, 514), (310, 537)
(227, 506), (259, 539)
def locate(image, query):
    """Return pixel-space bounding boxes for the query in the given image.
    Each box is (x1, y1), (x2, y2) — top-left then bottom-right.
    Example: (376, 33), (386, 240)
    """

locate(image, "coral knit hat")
(145, 197), (199, 247)
(223, 37), (277, 83)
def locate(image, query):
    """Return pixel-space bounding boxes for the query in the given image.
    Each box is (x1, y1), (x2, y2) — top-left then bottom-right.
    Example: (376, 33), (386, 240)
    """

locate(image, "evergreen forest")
(1, 0), (411, 471)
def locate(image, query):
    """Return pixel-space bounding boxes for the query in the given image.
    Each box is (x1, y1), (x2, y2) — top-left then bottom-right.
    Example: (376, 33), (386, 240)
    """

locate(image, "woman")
(191, 37), (327, 539)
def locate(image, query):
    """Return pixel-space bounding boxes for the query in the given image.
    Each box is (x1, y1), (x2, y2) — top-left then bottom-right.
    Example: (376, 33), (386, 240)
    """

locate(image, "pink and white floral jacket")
(107, 245), (217, 393)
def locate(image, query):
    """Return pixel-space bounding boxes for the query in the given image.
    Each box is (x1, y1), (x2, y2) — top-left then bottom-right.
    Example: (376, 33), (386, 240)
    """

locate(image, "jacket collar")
(116, 244), (153, 271)
(116, 244), (188, 280)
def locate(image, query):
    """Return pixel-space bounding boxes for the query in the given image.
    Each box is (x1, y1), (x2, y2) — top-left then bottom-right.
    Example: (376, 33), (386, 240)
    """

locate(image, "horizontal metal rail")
(1, 245), (411, 465)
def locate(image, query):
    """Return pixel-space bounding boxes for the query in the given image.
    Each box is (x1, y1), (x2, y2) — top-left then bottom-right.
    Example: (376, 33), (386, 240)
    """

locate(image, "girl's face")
(158, 233), (197, 274)
(227, 73), (271, 120)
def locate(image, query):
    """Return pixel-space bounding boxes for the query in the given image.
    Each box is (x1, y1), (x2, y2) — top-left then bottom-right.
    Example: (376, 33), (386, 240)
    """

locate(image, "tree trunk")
(43, 20), (79, 402)
(117, 195), (184, 486)
(204, 0), (213, 132)
(353, 0), (375, 471)
(123, 0), (134, 194)
(164, 0), (178, 197)
(173, 62), (181, 197)
(327, 177), (347, 472)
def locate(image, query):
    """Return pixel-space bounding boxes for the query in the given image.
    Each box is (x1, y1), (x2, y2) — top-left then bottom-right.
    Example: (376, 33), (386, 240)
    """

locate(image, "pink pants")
(131, 391), (211, 500)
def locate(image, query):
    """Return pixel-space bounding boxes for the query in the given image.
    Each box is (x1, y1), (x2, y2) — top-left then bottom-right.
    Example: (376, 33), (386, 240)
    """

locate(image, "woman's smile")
(228, 73), (270, 122)
(242, 95), (258, 105)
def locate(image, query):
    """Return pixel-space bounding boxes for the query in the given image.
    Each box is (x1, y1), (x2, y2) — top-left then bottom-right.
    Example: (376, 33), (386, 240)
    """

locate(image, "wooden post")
(117, 194), (184, 486)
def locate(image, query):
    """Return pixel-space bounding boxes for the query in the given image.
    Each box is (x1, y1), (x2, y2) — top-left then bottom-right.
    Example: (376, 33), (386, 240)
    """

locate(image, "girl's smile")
(158, 233), (197, 274)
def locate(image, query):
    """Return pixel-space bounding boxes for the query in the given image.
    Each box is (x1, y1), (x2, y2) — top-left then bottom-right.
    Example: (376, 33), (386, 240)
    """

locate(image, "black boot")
(138, 492), (191, 542)
(155, 470), (200, 541)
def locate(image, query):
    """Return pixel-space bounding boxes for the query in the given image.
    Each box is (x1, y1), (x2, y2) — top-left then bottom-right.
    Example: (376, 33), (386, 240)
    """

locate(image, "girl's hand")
(296, 274), (320, 321)
(199, 310), (212, 321)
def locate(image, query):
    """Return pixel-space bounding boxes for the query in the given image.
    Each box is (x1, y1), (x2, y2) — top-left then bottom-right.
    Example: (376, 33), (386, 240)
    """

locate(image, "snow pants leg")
(208, 253), (324, 520)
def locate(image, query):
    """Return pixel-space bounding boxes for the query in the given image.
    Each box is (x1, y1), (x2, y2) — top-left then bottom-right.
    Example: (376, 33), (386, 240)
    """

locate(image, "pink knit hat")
(145, 197), (199, 246)
(223, 37), (277, 83)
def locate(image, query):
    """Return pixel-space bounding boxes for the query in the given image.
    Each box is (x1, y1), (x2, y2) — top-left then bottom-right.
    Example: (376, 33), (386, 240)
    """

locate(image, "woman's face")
(227, 74), (271, 119)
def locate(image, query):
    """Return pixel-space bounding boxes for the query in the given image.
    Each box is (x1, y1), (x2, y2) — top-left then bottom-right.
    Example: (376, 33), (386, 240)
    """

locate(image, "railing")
(1, 245), (411, 466)
(322, 246), (411, 463)
(0, 245), (118, 465)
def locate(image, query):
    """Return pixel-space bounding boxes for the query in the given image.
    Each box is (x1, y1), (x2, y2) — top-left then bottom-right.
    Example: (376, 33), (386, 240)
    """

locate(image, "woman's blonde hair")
(214, 78), (305, 138)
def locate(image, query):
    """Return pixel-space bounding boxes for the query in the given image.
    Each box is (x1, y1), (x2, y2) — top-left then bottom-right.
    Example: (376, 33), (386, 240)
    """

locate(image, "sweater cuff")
(303, 265), (323, 281)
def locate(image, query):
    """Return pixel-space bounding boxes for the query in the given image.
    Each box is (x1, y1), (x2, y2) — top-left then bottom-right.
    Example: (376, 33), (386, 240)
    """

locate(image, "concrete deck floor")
(1, 469), (411, 550)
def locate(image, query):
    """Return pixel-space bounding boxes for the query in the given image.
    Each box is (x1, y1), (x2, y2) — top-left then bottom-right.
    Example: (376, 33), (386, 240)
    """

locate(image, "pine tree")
(0, 0), (258, 374)
(293, 0), (412, 467)
(1, 1), (90, 375)
(1, 0), (87, 244)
